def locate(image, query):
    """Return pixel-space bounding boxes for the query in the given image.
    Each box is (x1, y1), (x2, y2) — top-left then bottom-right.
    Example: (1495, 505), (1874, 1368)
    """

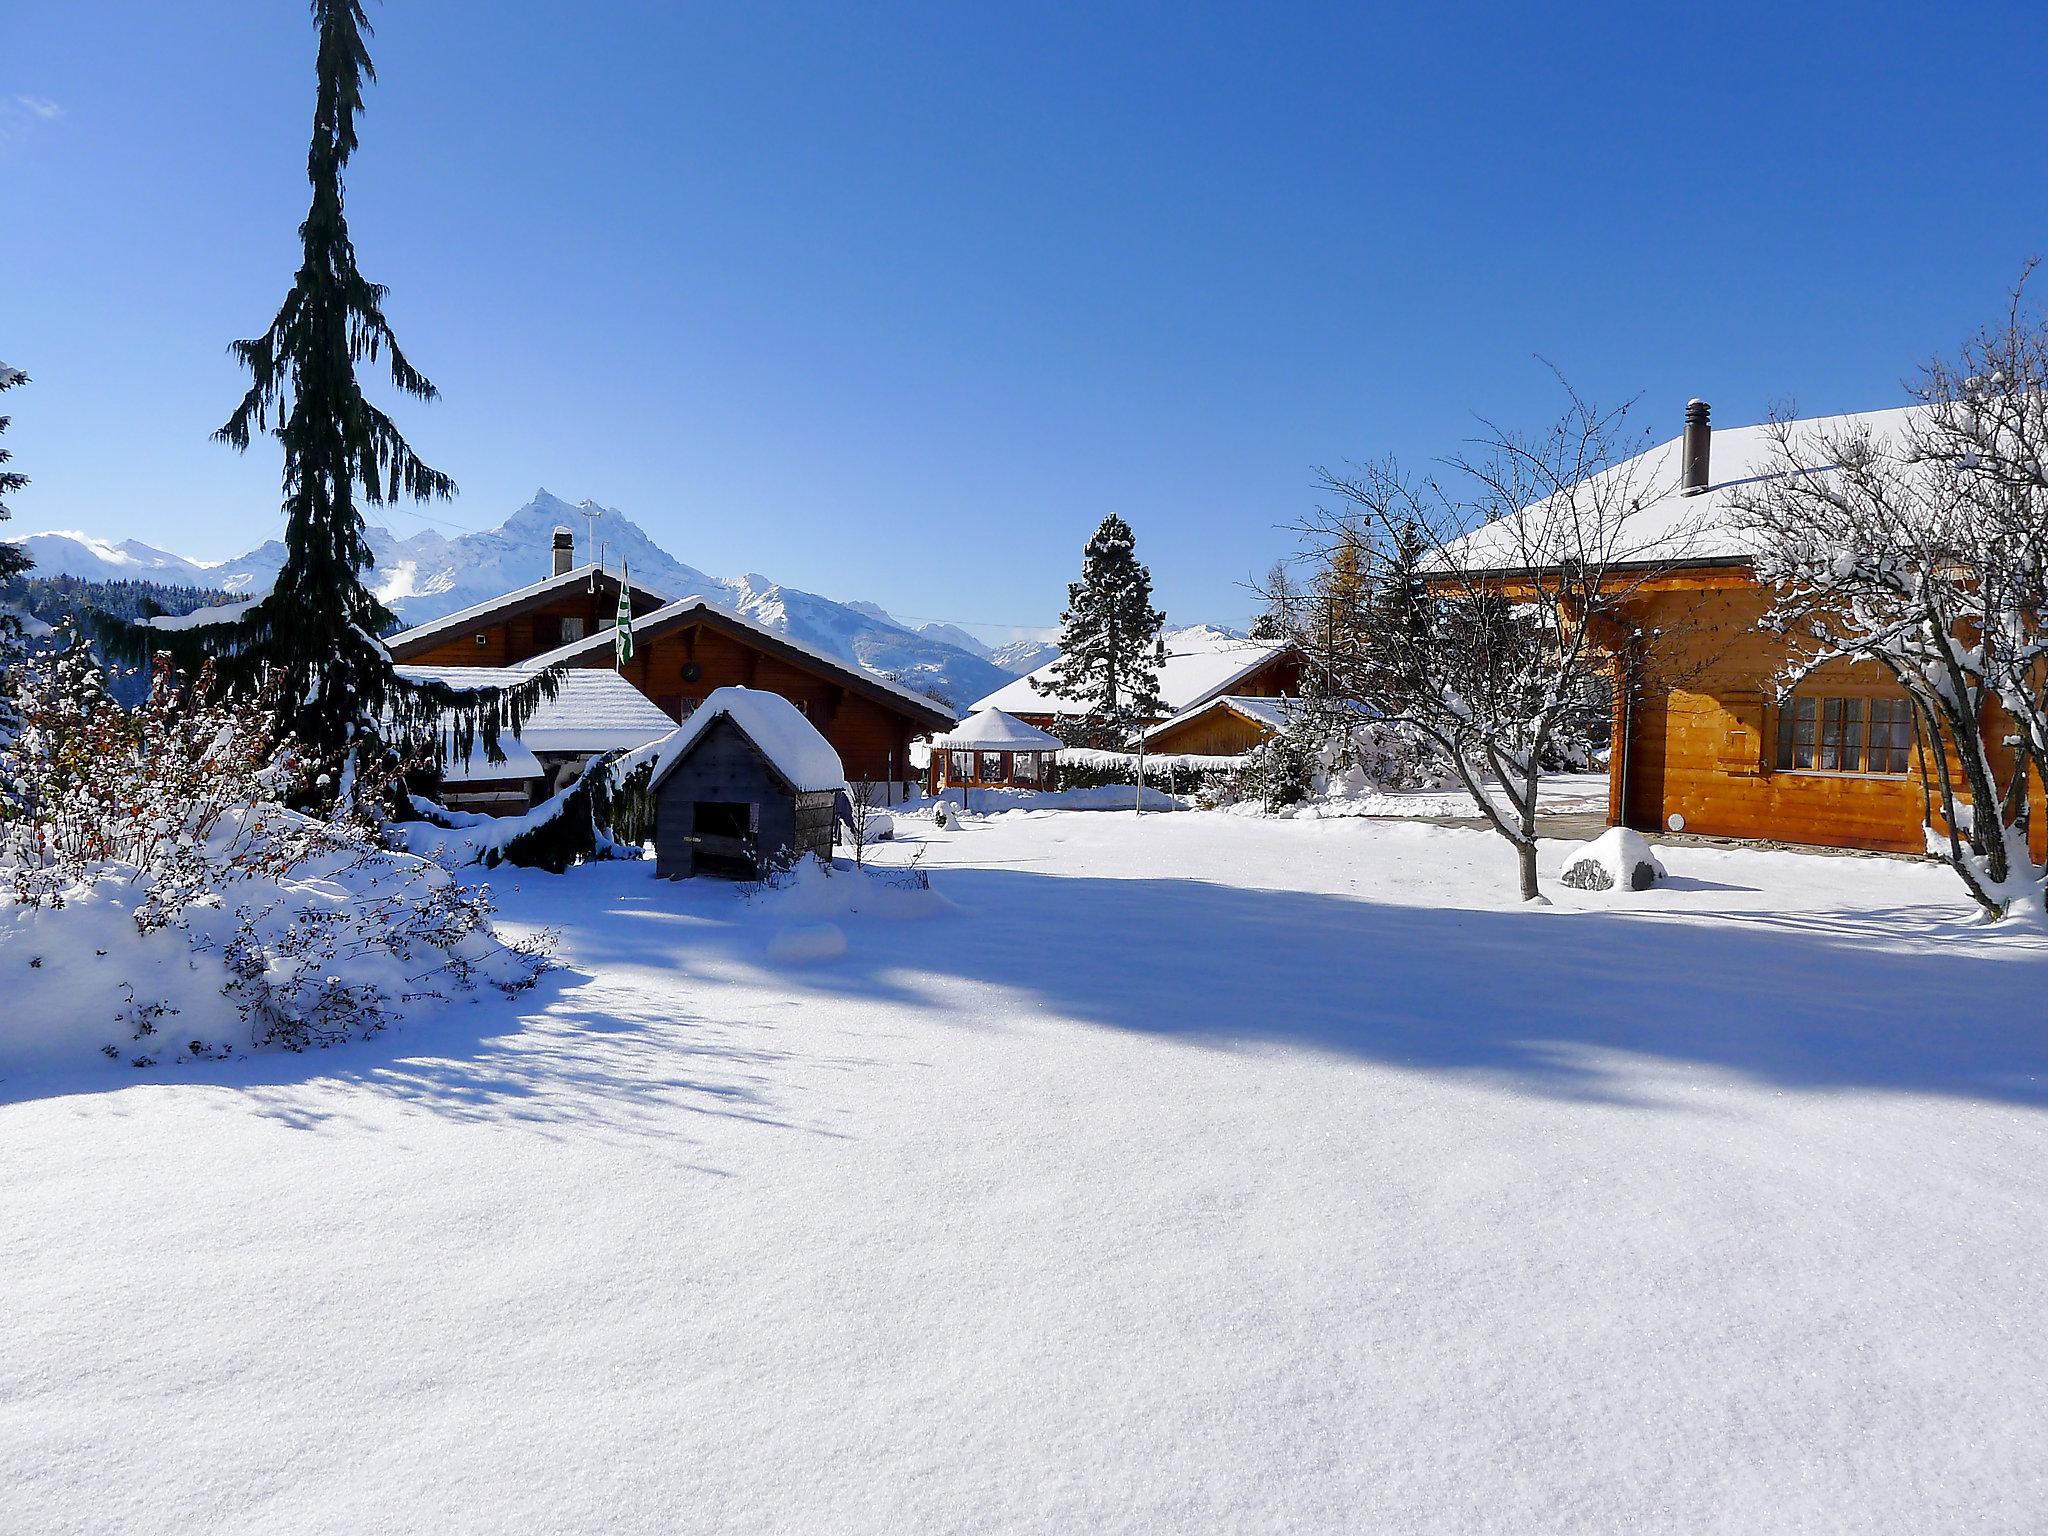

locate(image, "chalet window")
(949, 750), (972, 783)
(656, 695), (683, 720)
(979, 752), (1007, 783)
(559, 616), (586, 643)
(1775, 694), (1912, 775)
(679, 696), (700, 717)
(473, 632), (488, 647)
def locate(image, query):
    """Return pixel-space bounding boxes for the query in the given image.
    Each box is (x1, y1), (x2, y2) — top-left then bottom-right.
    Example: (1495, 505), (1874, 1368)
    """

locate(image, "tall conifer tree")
(1044, 514), (1167, 737)
(103, 1), (548, 810)
(0, 363), (31, 587)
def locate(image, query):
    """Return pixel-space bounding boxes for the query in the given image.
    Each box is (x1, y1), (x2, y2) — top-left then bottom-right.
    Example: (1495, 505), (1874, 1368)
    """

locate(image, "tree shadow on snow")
(531, 861), (2048, 1114)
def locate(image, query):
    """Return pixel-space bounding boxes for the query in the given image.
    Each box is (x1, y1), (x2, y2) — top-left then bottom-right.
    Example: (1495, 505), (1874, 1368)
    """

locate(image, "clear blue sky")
(3, 2), (2041, 639)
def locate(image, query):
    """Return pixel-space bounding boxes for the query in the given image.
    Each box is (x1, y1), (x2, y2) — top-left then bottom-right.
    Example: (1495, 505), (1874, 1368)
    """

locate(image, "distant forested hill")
(1, 573), (242, 703)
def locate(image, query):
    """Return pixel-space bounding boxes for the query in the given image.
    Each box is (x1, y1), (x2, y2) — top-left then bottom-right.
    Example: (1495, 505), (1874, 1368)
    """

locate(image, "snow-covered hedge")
(0, 648), (546, 1074)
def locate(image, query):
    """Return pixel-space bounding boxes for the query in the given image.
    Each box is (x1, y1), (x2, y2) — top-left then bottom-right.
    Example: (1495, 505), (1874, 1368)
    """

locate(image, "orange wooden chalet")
(385, 529), (955, 786)
(1447, 399), (2048, 860)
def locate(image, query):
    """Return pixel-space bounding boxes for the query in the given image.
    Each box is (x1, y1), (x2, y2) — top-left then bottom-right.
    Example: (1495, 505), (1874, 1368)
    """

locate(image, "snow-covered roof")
(396, 664), (680, 753)
(140, 597), (262, 631)
(933, 707), (1063, 751)
(439, 732), (543, 783)
(1, 603), (53, 640)
(1438, 404), (1928, 574)
(527, 595), (955, 725)
(971, 627), (1290, 717)
(384, 564), (669, 653)
(648, 686), (846, 795)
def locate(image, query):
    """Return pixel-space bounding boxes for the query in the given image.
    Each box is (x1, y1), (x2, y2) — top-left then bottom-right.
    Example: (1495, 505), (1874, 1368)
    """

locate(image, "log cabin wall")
(583, 621), (919, 783)
(1617, 579), (2047, 859)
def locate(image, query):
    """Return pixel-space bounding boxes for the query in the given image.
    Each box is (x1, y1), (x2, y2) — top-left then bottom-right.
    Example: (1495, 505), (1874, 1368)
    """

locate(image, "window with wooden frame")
(1775, 694), (1913, 775)
(978, 751), (1008, 783)
(948, 750), (972, 783)
(1012, 752), (1040, 785)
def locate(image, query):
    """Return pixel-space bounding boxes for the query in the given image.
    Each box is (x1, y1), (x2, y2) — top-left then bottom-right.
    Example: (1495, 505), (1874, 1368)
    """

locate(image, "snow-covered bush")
(0, 647), (546, 1069)
(1220, 707), (1448, 813)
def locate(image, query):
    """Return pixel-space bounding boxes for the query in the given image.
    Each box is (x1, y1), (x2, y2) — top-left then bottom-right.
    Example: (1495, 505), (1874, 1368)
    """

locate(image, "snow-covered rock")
(1560, 827), (1666, 892)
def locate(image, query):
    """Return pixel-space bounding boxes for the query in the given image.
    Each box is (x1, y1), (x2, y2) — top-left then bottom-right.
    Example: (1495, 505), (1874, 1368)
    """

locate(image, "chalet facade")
(972, 628), (1304, 735)
(1140, 695), (1295, 757)
(1451, 400), (2048, 860)
(383, 533), (954, 788)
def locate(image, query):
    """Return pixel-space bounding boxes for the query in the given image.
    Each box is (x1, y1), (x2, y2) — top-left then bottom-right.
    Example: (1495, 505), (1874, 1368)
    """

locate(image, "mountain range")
(19, 492), (1057, 710)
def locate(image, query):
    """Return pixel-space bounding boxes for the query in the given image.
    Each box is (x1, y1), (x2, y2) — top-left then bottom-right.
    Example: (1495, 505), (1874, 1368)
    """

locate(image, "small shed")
(649, 687), (846, 879)
(927, 707), (1063, 794)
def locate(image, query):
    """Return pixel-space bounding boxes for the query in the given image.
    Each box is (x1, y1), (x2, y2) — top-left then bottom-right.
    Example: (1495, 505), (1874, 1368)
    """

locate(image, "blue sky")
(3, 2), (2042, 640)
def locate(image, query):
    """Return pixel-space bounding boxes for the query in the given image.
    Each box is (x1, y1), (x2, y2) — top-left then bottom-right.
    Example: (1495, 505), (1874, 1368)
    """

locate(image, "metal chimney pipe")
(1680, 399), (1711, 495)
(551, 526), (575, 577)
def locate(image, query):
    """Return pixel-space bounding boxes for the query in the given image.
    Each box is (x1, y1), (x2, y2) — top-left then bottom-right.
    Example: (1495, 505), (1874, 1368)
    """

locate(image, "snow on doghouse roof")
(972, 625), (1289, 716)
(648, 686), (846, 795)
(396, 664), (679, 753)
(934, 707), (1063, 751)
(1436, 403), (1928, 575)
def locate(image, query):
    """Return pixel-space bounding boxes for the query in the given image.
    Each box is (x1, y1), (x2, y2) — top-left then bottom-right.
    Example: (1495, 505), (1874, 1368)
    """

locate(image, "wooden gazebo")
(927, 707), (1063, 796)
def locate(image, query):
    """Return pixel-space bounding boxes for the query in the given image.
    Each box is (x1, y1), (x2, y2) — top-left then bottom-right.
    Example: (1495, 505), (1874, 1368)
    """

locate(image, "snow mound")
(1560, 827), (1666, 892)
(0, 826), (545, 1079)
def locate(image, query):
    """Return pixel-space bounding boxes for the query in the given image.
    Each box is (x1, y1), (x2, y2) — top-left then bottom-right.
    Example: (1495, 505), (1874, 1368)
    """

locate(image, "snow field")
(3, 811), (2044, 1533)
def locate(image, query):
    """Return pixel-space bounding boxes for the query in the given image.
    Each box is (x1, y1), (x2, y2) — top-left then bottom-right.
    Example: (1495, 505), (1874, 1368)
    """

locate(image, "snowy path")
(4, 814), (2046, 1533)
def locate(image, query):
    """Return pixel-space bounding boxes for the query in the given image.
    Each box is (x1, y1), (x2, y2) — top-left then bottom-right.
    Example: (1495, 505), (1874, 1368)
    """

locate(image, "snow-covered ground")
(4, 813), (2045, 1533)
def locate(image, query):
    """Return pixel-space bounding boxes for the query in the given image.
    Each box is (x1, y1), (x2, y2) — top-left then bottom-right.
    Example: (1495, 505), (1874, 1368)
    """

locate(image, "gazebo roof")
(933, 707), (1063, 752)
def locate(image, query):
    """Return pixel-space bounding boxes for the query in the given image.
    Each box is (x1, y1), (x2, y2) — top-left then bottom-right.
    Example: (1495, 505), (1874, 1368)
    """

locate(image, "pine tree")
(1044, 514), (1166, 738)
(0, 362), (32, 587)
(100, 1), (549, 811)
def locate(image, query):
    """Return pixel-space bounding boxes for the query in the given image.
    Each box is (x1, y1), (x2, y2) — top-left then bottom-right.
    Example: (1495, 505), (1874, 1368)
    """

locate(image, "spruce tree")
(0, 363), (31, 586)
(0, 362), (34, 753)
(1044, 514), (1166, 739)
(101, 1), (548, 811)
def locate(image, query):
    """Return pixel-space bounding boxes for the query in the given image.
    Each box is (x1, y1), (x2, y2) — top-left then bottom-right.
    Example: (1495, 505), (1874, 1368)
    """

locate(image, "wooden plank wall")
(1618, 583), (2048, 857)
(1147, 708), (1273, 757)
(653, 718), (801, 878)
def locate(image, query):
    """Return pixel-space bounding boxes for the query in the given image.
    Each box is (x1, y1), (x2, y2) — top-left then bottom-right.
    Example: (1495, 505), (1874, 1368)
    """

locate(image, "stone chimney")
(551, 526), (575, 577)
(1680, 399), (1711, 495)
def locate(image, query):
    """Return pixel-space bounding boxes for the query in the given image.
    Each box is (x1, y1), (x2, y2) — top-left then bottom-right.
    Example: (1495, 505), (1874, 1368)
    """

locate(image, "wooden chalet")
(522, 597), (953, 786)
(972, 628), (1304, 734)
(384, 531), (954, 788)
(1447, 399), (2048, 860)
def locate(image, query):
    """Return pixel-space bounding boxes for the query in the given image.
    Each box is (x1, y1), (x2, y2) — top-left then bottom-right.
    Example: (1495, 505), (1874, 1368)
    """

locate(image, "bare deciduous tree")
(1279, 383), (1703, 900)
(1735, 275), (2048, 921)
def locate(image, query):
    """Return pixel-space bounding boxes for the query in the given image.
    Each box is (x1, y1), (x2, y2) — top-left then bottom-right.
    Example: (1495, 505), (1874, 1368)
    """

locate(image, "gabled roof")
(384, 564), (670, 657)
(396, 664), (681, 753)
(1438, 404), (1927, 576)
(527, 594), (956, 732)
(648, 687), (845, 796)
(934, 707), (1063, 751)
(1140, 694), (1296, 743)
(972, 627), (1294, 718)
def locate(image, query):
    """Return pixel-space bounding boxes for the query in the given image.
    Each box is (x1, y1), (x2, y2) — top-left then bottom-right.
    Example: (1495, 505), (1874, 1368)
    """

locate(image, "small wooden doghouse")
(649, 687), (846, 879)
(927, 707), (1063, 794)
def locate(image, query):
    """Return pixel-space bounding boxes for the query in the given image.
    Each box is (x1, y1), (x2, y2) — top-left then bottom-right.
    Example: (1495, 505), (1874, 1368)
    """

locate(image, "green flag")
(615, 563), (634, 668)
